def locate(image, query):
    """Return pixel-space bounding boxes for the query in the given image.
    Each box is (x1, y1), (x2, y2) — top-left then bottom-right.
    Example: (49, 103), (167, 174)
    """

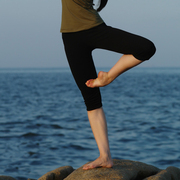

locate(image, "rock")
(166, 166), (180, 179)
(0, 176), (16, 180)
(2, 159), (180, 180)
(38, 166), (74, 180)
(64, 159), (161, 180)
(144, 166), (180, 180)
(144, 170), (171, 180)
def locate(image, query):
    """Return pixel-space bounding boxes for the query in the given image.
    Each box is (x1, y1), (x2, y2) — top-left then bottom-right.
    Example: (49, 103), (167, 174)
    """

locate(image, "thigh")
(91, 24), (155, 60)
(62, 33), (102, 111)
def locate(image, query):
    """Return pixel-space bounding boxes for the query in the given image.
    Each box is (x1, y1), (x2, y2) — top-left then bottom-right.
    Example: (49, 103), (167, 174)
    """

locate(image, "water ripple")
(0, 68), (180, 179)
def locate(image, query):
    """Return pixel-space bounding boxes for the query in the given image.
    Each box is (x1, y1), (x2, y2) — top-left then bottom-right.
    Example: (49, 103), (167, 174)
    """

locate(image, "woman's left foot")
(85, 71), (112, 88)
(83, 156), (113, 170)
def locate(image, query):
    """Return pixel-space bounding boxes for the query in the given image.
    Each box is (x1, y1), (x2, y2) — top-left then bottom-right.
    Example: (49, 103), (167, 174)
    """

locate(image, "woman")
(61, 0), (156, 170)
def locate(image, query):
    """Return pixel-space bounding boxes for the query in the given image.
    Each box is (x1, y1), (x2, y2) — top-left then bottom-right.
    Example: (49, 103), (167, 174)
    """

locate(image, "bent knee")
(134, 39), (156, 61)
(145, 40), (156, 60)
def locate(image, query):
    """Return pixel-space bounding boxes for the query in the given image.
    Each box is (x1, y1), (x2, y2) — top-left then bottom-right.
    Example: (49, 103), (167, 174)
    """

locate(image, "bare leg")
(83, 55), (141, 169)
(86, 55), (142, 88)
(83, 107), (113, 170)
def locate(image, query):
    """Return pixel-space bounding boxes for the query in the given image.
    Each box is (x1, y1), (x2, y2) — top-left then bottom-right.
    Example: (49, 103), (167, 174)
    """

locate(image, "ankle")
(107, 72), (114, 84)
(100, 152), (112, 160)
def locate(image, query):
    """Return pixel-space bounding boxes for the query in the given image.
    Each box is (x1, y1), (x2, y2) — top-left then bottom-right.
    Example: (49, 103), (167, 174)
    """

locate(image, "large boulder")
(0, 176), (16, 180)
(64, 159), (180, 180)
(4, 159), (179, 180)
(38, 166), (74, 180)
(144, 166), (180, 180)
(64, 159), (160, 180)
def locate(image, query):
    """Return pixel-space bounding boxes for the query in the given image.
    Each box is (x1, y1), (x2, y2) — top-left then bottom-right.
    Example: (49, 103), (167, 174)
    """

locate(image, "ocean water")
(0, 67), (180, 179)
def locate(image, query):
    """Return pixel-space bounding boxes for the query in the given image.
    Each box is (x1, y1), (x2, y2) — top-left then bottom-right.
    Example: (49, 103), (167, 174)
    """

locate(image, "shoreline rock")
(38, 166), (74, 180)
(0, 176), (16, 180)
(1, 159), (180, 180)
(64, 159), (161, 180)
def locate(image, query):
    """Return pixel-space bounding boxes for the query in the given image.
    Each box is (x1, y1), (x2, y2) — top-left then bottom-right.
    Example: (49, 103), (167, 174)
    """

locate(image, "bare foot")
(83, 156), (113, 170)
(85, 71), (113, 88)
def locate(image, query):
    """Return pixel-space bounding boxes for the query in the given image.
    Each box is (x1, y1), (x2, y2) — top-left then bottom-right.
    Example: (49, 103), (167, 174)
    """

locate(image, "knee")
(145, 40), (156, 60)
(134, 39), (156, 61)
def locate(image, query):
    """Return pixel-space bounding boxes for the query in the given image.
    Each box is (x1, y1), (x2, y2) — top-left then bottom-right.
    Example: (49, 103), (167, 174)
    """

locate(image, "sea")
(0, 67), (180, 179)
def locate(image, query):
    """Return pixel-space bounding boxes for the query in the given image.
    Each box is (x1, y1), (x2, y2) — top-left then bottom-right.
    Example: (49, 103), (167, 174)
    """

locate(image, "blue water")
(0, 67), (180, 179)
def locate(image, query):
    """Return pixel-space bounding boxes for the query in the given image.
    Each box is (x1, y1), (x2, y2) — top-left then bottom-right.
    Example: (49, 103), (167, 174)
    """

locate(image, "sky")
(0, 0), (180, 68)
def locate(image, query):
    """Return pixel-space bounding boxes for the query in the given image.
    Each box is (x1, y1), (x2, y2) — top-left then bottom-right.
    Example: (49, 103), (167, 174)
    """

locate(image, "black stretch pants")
(62, 23), (156, 111)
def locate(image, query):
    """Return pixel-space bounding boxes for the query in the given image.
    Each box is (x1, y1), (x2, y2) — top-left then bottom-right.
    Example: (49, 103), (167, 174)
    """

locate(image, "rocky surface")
(38, 166), (74, 180)
(0, 176), (16, 180)
(1, 159), (180, 180)
(64, 159), (180, 180)
(144, 166), (180, 180)
(64, 159), (161, 180)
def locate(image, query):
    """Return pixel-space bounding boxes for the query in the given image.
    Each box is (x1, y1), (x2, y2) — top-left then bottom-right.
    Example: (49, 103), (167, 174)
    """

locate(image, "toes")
(85, 80), (90, 86)
(83, 164), (92, 170)
(82, 166), (88, 170)
(85, 79), (94, 87)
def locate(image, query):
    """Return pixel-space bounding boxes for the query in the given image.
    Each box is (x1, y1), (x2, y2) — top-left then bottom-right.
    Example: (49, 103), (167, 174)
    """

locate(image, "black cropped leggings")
(62, 23), (156, 111)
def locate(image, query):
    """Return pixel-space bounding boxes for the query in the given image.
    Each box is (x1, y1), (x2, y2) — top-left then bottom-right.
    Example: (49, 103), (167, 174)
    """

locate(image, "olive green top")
(61, 0), (104, 33)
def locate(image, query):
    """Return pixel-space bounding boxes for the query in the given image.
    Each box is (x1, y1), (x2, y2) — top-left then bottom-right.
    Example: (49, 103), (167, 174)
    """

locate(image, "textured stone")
(3, 159), (180, 180)
(145, 166), (180, 180)
(38, 166), (74, 180)
(144, 170), (171, 180)
(64, 159), (160, 180)
(166, 166), (180, 180)
(0, 176), (16, 180)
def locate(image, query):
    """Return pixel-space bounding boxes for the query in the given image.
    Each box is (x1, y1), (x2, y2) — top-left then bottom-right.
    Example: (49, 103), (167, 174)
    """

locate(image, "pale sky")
(0, 0), (180, 68)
